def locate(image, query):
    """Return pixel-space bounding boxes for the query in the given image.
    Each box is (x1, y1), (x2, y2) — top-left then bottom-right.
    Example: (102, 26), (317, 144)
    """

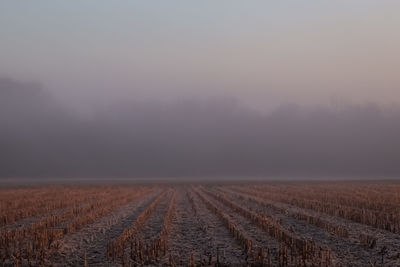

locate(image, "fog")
(2, 1), (400, 113)
(1, 76), (399, 179)
(1, 1), (400, 179)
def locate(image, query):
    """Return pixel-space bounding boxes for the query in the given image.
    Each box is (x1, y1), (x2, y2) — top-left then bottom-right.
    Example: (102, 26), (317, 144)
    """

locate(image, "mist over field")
(1, 77), (400, 179)
(4, 3), (400, 267)
(1, 1), (400, 179)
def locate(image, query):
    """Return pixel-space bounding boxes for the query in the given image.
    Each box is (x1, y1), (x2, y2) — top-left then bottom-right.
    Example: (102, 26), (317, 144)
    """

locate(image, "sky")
(1, 1), (400, 178)
(1, 1), (400, 110)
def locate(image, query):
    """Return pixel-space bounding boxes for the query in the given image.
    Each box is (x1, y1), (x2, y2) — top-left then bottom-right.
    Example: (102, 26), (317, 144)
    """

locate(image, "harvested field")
(1, 181), (400, 266)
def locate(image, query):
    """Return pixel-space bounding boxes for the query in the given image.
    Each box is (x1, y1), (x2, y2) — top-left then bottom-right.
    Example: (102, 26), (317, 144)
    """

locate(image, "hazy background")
(1, 1), (400, 179)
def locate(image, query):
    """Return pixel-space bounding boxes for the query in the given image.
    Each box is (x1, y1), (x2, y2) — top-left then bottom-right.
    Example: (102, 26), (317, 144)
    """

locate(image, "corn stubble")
(1, 182), (400, 266)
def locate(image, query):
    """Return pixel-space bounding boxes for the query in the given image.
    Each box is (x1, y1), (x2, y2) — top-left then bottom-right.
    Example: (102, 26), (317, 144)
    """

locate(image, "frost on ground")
(2, 182), (400, 267)
(53, 189), (161, 266)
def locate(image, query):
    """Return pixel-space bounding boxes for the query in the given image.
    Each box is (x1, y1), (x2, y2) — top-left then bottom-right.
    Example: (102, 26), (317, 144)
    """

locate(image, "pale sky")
(1, 1), (400, 111)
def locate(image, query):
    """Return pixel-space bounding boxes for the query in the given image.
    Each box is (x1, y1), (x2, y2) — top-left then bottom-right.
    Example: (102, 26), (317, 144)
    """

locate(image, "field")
(1, 181), (400, 266)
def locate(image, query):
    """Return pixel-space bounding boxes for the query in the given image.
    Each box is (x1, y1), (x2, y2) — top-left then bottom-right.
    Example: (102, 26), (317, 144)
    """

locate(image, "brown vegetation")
(1, 182), (400, 266)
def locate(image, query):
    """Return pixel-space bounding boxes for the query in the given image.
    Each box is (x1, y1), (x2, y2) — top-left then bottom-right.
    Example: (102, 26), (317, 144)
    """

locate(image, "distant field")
(1, 182), (400, 266)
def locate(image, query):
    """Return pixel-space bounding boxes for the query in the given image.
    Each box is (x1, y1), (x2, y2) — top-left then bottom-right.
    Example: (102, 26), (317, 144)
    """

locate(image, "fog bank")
(1, 77), (399, 179)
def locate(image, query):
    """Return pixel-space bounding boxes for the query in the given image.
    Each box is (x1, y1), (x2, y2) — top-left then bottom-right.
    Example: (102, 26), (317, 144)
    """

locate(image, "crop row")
(0, 187), (151, 266)
(194, 188), (267, 265)
(0, 187), (117, 227)
(106, 190), (169, 263)
(201, 187), (332, 266)
(252, 184), (400, 212)
(227, 187), (349, 238)
(243, 185), (400, 234)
